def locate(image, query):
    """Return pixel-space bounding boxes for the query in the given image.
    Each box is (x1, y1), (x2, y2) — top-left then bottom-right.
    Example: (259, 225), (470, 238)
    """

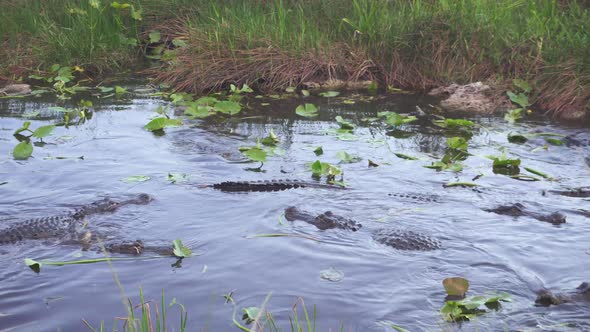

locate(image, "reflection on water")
(0, 89), (589, 332)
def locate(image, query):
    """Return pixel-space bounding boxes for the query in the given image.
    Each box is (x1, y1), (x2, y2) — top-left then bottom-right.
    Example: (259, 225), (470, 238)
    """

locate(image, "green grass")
(0, 0), (588, 116)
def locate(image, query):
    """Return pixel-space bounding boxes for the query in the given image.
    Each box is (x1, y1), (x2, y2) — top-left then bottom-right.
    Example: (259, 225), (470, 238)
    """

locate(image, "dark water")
(0, 88), (589, 332)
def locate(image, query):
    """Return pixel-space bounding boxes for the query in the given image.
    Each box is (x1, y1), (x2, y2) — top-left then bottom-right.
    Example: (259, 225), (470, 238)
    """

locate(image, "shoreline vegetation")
(1, 0), (589, 120)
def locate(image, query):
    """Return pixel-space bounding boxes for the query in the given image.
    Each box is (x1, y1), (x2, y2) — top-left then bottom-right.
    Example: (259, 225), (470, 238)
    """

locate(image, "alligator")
(547, 187), (590, 198)
(484, 203), (566, 225)
(205, 179), (346, 192)
(284, 207), (441, 251)
(535, 282), (590, 306)
(0, 194), (174, 255)
(0, 194), (153, 244)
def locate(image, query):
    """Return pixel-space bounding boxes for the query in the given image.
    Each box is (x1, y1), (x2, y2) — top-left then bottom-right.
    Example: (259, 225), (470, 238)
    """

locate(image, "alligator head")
(74, 193), (153, 218)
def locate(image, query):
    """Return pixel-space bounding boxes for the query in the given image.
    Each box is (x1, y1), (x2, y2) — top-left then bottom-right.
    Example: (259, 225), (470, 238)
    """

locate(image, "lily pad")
(313, 146), (323, 156)
(295, 103), (318, 117)
(443, 277), (470, 297)
(121, 175), (151, 183)
(144, 117), (182, 131)
(13, 141), (33, 160)
(319, 91), (340, 97)
(214, 100), (241, 115)
(336, 151), (361, 163)
(335, 116), (354, 130)
(172, 239), (192, 258)
(32, 125), (55, 139)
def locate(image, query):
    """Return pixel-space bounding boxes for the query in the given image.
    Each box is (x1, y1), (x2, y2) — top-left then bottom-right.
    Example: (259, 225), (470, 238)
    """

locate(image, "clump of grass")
(82, 288), (188, 332)
(153, 0), (590, 119)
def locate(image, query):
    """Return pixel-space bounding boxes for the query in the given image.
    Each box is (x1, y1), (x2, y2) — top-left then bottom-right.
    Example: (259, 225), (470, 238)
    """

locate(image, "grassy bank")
(1, 0), (589, 119)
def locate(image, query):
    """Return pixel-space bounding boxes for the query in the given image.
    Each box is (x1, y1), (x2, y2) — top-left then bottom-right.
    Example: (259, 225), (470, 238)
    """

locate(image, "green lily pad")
(295, 103), (318, 117)
(13, 141), (33, 160)
(121, 175), (151, 183)
(172, 239), (192, 258)
(319, 91), (340, 97)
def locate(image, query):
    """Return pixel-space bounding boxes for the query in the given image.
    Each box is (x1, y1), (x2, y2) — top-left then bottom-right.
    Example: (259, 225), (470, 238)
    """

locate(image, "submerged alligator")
(485, 203), (566, 225)
(536, 282), (590, 306)
(205, 179), (346, 192)
(0, 194), (173, 255)
(284, 207), (441, 251)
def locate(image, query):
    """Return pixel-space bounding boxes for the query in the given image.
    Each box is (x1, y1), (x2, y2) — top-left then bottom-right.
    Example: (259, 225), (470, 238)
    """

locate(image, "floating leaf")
(261, 129), (279, 146)
(242, 147), (267, 162)
(320, 267), (344, 282)
(301, 89), (310, 97)
(172, 239), (192, 258)
(378, 111), (417, 127)
(32, 125), (55, 139)
(313, 146), (323, 156)
(185, 104), (214, 118)
(115, 86), (127, 95)
(433, 118), (475, 129)
(443, 277), (470, 297)
(336, 151), (361, 163)
(507, 133), (528, 144)
(98, 86), (114, 93)
(22, 111), (41, 118)
(13, 142), (33, 160)
(335, 116), (354, 130)
(319, 91), (340, 97)
(505, 108), (523, 123)
(144, 117), (182, 131)
(285, 87), (296, 93)
(446, 137), (468, 151)
(295, 103), (318, 117)
(545, 138), (563, 146)
(194, 96), (218, 106)
(214, 100), (241, 115)
(121, 175), (151, 183)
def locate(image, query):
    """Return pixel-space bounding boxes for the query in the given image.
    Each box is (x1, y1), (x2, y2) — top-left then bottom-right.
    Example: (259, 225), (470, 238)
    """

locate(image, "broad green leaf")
(98, 86), (114, 93)
(172, 39), (187, 48)
(378, 111), (417, 127)
(285, 86), (296, 93)
(301, 89), (310, 97)
(507, 91), (529, 108)
(295, 103), (318, 117)
(22, 111), (41, 118)
(185, 105), (214, 118)
(195, 96), (218, 106)
(144, 117), (182, 131)
(214, 100), (241, 115)
(130, 7), (142, 20)
(335, 116), (354, 130)
(446, 137), (468, 151)
(512, 79), (531, 93)
(507, 133), (528, 144)
(443, 277), (470, 297)
(433, 118), (475, 129)
(241, 307), (260, 324)
(172, 239), (192, 258)
(32, 125), (55, 139)
(115, 85), (127, 95)
(319, 91), (340, 97)
(261, 129), (279, 146)
(242, 147), (267, 162)
(504, 108), (523, 123)
(14, 121), (31, 135)
(121, 175), (151, 183)
(148, 31), (161, 44)
(545, 138), (563, 146)
(13, 142), (33, 160)
(313, 146), (323, 156)
(336, 151), (361, 163)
